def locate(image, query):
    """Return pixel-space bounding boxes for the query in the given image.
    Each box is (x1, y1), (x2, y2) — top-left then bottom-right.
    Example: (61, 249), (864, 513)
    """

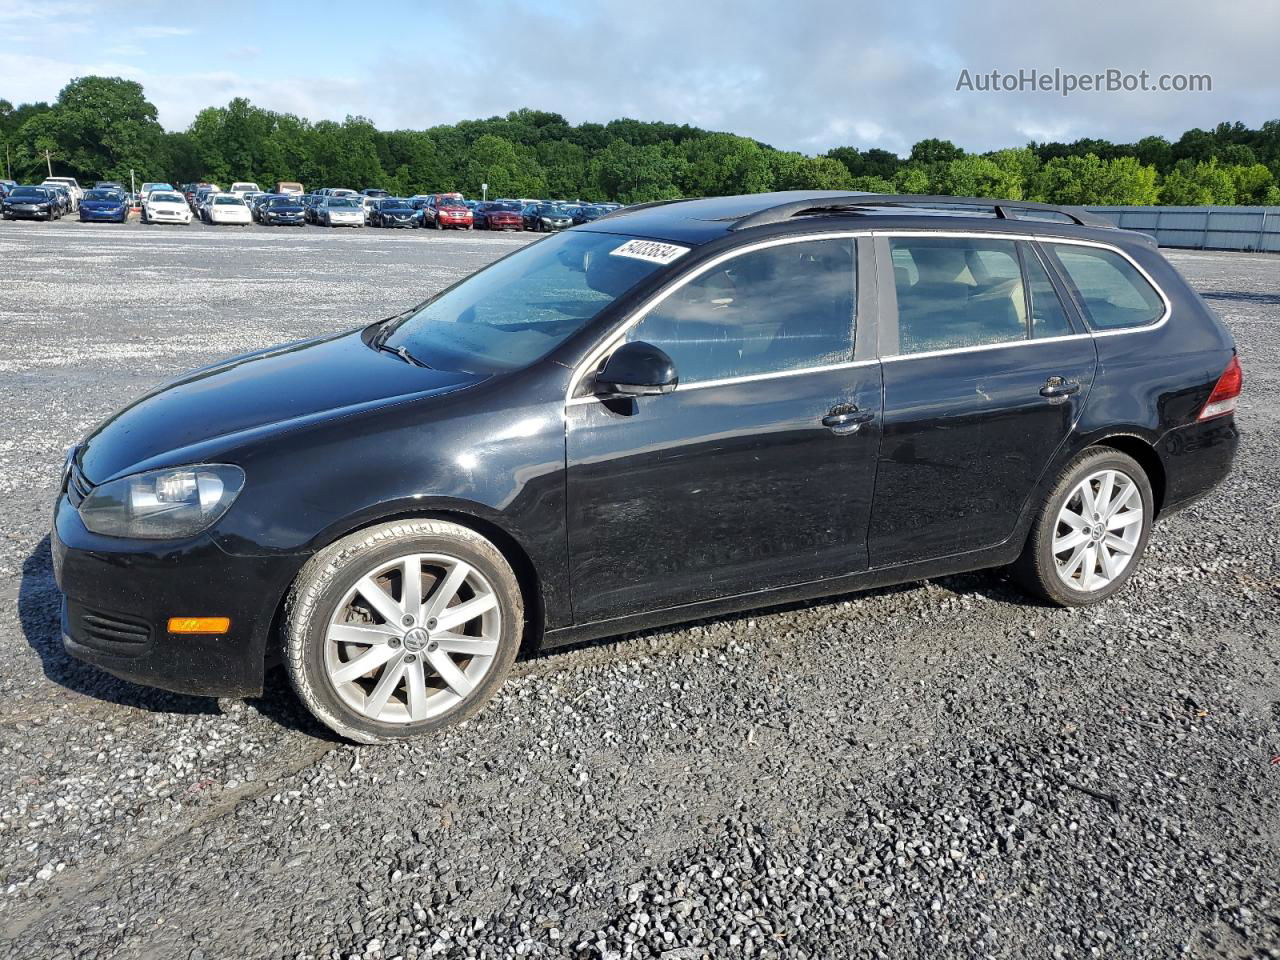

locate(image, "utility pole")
(45, 148), (53, 177)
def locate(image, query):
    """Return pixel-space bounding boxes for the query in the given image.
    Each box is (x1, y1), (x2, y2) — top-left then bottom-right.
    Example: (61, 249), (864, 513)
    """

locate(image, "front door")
(868, 234), (1098, 567)
(565, 235), (882, 623)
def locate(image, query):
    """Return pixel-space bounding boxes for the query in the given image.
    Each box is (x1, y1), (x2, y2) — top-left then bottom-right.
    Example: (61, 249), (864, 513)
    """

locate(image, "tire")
(283, 518), (524, 744)
(1013, 448), (1154, 607)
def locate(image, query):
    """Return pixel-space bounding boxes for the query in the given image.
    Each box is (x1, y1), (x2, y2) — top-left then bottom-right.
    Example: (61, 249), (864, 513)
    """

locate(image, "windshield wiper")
(377, 341), (431, 368)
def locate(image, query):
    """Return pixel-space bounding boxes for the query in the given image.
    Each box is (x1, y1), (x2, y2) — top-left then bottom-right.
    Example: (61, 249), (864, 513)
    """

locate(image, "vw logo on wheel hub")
(402, 626), (430, 653)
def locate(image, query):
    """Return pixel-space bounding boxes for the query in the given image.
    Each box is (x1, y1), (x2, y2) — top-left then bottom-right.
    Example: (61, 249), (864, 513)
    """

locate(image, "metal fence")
(1084, 205), (1280, 253)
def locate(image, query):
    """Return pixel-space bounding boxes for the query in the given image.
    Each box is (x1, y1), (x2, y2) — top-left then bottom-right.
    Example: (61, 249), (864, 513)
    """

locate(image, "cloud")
(134, 25), (193, 38)
(1, 0), (1276, 155)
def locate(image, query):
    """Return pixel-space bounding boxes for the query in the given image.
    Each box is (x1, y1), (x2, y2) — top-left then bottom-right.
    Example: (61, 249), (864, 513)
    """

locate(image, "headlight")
(79, 464), (244, 539)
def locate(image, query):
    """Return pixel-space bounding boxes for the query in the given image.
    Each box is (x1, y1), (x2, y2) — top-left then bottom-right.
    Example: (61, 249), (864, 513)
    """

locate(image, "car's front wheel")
(284, 519), (523, 743)
(1014, 448), (1153, 607)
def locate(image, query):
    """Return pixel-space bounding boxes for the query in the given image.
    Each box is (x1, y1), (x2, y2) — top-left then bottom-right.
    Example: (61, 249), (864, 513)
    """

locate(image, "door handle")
(822, 406), (874, 435)
(1040, 377), (1080, 400)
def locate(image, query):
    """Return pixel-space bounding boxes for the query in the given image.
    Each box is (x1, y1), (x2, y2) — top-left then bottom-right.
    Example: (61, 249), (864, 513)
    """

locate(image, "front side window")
(1047, 244), (1165, 330)
(623, 237), (856, 385)
(889, 236), (1026, 355)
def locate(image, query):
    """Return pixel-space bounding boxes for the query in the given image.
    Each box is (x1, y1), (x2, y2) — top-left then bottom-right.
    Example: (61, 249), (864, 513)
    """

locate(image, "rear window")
(1046, 245), (1165, 330)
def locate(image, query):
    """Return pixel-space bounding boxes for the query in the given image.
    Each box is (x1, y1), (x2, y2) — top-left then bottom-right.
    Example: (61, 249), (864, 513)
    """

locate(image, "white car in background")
(229, 181), (262, 199)
(205, 193), (252, 225)
(318, 196), (364, 227)
(139, 182), (174, 204)
(141, 190), (192, 225)
(43, 176), (83, 211)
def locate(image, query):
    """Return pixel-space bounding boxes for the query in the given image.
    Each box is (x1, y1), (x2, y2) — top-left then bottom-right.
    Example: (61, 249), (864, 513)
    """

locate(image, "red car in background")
(424, 194), (473, 230)
(473, 201), (524, 231)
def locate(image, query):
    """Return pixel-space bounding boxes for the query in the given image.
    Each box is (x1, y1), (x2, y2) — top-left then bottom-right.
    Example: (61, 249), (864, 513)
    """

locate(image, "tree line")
(4, 76), (1280, 207)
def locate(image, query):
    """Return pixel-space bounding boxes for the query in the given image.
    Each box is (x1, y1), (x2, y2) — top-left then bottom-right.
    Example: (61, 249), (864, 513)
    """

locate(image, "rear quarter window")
(1047, 244), (1165, 330)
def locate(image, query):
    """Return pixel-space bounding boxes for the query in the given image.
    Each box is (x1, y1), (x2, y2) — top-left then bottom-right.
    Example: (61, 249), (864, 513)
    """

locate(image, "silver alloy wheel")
(323, 553), (501, 723)
(1052, 468), (1144, 591)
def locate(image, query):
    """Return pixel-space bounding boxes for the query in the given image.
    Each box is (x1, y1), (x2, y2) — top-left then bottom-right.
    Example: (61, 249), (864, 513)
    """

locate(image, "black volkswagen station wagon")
(53, 192), (1241, 742)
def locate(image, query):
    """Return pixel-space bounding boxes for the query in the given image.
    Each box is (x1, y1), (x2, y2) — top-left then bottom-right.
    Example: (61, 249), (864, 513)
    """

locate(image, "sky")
(2, 0), (1277, 156)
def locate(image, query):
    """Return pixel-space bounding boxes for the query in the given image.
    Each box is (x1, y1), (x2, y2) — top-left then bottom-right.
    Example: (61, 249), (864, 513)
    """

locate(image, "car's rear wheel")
(284, 519), (523, 743)
(1014, 448), (1153, 607)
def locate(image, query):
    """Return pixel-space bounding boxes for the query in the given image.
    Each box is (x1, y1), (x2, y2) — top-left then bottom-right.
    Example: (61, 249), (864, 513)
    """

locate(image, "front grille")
(65, 462), (93, 507)
(67, 601), (152, 656)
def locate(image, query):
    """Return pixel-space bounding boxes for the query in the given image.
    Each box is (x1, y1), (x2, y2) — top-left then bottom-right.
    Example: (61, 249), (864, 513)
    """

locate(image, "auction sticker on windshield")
(610, 238), (690, 265)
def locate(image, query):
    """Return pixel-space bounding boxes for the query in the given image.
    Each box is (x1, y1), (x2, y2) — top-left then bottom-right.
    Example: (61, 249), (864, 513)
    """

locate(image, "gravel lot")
(0, 217), (1276, 960)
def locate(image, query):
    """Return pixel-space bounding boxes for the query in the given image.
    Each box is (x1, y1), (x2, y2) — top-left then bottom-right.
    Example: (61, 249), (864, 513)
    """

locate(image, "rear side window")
(1047, 245), (1165, 330)
(1023, 247), (1073, 339)
(626, 238), (856, 384)
(889, 236), (1026, 355)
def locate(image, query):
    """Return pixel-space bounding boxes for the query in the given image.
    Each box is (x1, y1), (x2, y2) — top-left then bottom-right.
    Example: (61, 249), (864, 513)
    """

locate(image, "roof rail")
(730, 193), (1113, 231)
(594, 197), (689, 223)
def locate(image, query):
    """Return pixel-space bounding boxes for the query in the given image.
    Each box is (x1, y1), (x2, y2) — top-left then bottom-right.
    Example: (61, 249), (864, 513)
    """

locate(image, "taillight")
(1198, 355), (1242, 420)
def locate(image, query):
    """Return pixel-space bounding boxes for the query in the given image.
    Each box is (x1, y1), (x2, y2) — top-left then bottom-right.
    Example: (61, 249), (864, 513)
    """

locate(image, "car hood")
(83, 200), (124, 208)
(268, 205), (305, 213)
(79, 330), (486, 483)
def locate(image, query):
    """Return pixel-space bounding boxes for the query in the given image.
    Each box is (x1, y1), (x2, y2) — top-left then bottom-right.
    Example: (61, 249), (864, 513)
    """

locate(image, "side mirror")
(594, 341), (678, 398)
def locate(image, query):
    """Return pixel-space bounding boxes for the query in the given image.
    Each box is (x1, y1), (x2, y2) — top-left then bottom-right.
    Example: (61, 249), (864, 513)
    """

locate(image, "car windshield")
(384, 230), (675, 375)
(84, 190), (119, 201)
(214, 196), (245, 205)
(152, 192), (184, 203)
(268, 196), (298, 206)
(328, 199), (359, 208)
(383, 199), (411, 208)
(11, 188), (45, 199)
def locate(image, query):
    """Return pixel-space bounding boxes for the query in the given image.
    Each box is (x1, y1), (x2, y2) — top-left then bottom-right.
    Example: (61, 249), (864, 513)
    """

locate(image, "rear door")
(868, 233), (1097, 567)
(565, 235), (883, 623)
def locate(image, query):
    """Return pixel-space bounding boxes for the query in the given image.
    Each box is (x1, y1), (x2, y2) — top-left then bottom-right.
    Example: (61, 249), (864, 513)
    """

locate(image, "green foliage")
(1159, 159), (1239, 205)
(10, 77), (164, 182)
(1029, 154), (1159, 206)
(3, 75), (1278, 207)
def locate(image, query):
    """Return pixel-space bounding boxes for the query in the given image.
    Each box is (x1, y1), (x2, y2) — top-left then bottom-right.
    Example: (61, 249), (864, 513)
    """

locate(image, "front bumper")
(81, 209), (127, 221)
(5, 205), (50, 219)
(53, 495), (306, 698)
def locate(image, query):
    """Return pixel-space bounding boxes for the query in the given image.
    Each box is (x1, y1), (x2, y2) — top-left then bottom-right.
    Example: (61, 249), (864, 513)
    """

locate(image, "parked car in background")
(191, 184), (219, 212)
(473, 201), (524, 231)
(371, 197), (418, 228)
(522, 201), (574, 232)
(360, 188), (390, 199)
(318, 196), (364, 227)
(47, 185), (74, 216)
(303, 195), (324, 224)
(573, 203), (615, 225)
(258, 194), (307, 225)
(229, 182), (262, 199)
(139, 182), (174, 204)
(423, 194), (473, 229)
(277, 181), (304, 195)
(141, 190), (193, 225)
(94, 181), (125, 192)
(43, 176), (83, 210)
(2, 185), (59, 220)
(205, 194), (252, 225)
(79, 188), (130, 223)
